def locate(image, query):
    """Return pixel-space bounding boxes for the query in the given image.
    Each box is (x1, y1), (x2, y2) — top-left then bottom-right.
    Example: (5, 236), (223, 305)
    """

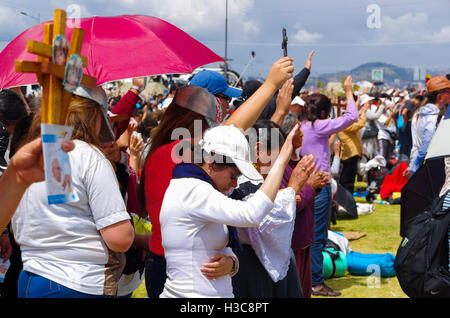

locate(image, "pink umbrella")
(0, 15), (224, 89)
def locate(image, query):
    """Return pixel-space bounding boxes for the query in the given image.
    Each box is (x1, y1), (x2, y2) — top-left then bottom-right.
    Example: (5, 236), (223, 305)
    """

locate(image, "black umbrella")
(400, 157), (445, 237)
(334, 184), (358, 219)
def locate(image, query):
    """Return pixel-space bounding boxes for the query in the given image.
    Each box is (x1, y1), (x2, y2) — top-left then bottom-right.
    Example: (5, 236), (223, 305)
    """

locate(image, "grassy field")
(320, 200), (406, 298)
(314, 180), (406, 298)
(132, 182), (408, 298)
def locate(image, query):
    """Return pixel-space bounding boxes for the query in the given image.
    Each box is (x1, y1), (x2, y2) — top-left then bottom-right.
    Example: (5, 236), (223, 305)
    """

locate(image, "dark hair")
(137, 111), (161, 141)
(10, 112), (35, 157)
(147, 103), (209, 158)
(245, 120), (285, 162)
(108, 96), (121, 109)
(168, 83), (178, 94)
(27, 97), (42, 113)
(196, 151), (237, 169)
(133, 108), (144, 117)
(304, 94), (332, 126)
(281, 112), (298, 138)
(139, 102), (209, 215)
(0, 89), (28, 126)
(250, 120), (284, 150)
(412, 95), (425, 104)
(426, 91), (438, 104)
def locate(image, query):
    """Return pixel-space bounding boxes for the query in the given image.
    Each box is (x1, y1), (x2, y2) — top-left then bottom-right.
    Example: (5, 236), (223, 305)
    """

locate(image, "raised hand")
(266, 57), (295, 90)
(276, 78), (294, 116)
(271, 78), (295, 126)
(334, 140), (341, 157)
(343, 75), (353, 94)
(132, 77), (146, 91)
(304, 50), (315, 71)
(10, 138), (75, 188)
(278, 123), (300, 162)
(130, 134), (144, 158)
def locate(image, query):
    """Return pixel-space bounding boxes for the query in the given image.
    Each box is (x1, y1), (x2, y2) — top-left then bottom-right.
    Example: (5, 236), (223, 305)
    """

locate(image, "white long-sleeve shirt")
(159, 177), (274, 298)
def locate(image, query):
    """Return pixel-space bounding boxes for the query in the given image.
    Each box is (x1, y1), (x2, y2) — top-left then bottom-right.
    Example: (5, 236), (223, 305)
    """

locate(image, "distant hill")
(310, 62), (413, 86)
(308, 62), (450, 88)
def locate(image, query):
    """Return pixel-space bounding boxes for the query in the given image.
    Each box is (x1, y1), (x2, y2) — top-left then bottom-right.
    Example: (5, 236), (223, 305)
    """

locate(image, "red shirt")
(110, 90), (140, 139)
(144, 140), (183, 255)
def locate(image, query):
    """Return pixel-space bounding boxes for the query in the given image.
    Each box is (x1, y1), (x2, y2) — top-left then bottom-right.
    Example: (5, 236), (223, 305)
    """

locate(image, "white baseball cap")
(291, 96), (305, 106)
(198, 125), (263, 181)
(359, 94), (374, 106)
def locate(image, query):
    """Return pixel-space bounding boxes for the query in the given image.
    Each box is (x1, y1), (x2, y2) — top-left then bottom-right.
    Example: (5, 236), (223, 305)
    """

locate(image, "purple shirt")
(282, 161), (317, 250)
(299, 100), (358, 172)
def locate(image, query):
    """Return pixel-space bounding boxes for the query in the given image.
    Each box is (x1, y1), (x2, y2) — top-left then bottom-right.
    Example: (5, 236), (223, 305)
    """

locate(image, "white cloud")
(139, 0), (259, 39)
(0, 5), (29, 40)
(242, 21), (260, 34)
(376, 12), (429, 43)
(432, 25), (450, 42)
(363, 12), (450, 45)
(293, 29), (323, 44)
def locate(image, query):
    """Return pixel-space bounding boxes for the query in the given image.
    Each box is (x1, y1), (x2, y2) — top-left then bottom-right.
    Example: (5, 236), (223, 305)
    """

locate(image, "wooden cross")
(333, 96), (346, 117)
(14, 9), (97, 126)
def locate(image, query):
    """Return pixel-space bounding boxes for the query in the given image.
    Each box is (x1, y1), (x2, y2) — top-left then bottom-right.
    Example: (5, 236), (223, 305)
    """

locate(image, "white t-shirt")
(159, 177), (273, 298)
(11, 140), (131, 296)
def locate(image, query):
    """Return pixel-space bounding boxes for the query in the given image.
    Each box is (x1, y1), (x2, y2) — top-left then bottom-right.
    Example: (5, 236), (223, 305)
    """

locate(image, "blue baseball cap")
(189, 70), (242, 98)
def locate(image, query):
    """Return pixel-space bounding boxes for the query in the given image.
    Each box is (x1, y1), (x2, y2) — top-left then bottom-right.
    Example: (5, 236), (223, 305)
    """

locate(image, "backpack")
(394, 191), (450, 298)
(361, 120), (379, 139)
(367, 166), (389, 192)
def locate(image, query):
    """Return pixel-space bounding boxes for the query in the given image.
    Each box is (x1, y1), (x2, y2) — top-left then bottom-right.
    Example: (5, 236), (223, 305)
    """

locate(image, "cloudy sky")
(1, 0), (449, 80)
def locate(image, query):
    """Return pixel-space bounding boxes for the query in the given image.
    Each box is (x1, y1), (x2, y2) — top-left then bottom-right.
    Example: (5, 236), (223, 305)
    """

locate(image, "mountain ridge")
(309, 62), (449, 86)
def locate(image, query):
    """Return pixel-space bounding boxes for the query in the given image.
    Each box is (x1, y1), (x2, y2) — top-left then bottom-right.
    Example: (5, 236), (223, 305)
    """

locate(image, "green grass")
(132, 181), (407, 298)
(317, 181), (407, 298)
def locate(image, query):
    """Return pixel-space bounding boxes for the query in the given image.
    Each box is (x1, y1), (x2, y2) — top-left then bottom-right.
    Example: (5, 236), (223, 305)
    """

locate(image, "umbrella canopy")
(334, 184), (358, 219)
(425, 106), (450, 161)
(400, 157), (446, 237)
(0, 15), (224, 89)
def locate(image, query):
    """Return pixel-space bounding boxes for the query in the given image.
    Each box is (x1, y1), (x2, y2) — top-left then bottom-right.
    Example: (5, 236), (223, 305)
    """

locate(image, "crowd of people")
(0, 47), (449, 299)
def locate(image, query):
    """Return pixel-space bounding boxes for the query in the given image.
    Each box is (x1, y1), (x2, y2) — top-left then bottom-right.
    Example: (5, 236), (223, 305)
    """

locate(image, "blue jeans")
(18, 271), (106, 298)
(144, 251), (167, 298)
(311, 184), (332, 286)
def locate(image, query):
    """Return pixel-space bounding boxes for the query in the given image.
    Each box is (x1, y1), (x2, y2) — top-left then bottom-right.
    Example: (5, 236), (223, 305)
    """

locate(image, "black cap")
(242, 80), (263, 100)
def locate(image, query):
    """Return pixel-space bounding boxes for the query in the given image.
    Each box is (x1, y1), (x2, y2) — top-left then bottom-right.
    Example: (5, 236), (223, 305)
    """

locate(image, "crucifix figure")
(282, 27), (288, 57)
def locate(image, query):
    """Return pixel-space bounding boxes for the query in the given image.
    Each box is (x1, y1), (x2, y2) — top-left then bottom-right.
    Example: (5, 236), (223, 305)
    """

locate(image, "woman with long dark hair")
(298, 76), (358, 297)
